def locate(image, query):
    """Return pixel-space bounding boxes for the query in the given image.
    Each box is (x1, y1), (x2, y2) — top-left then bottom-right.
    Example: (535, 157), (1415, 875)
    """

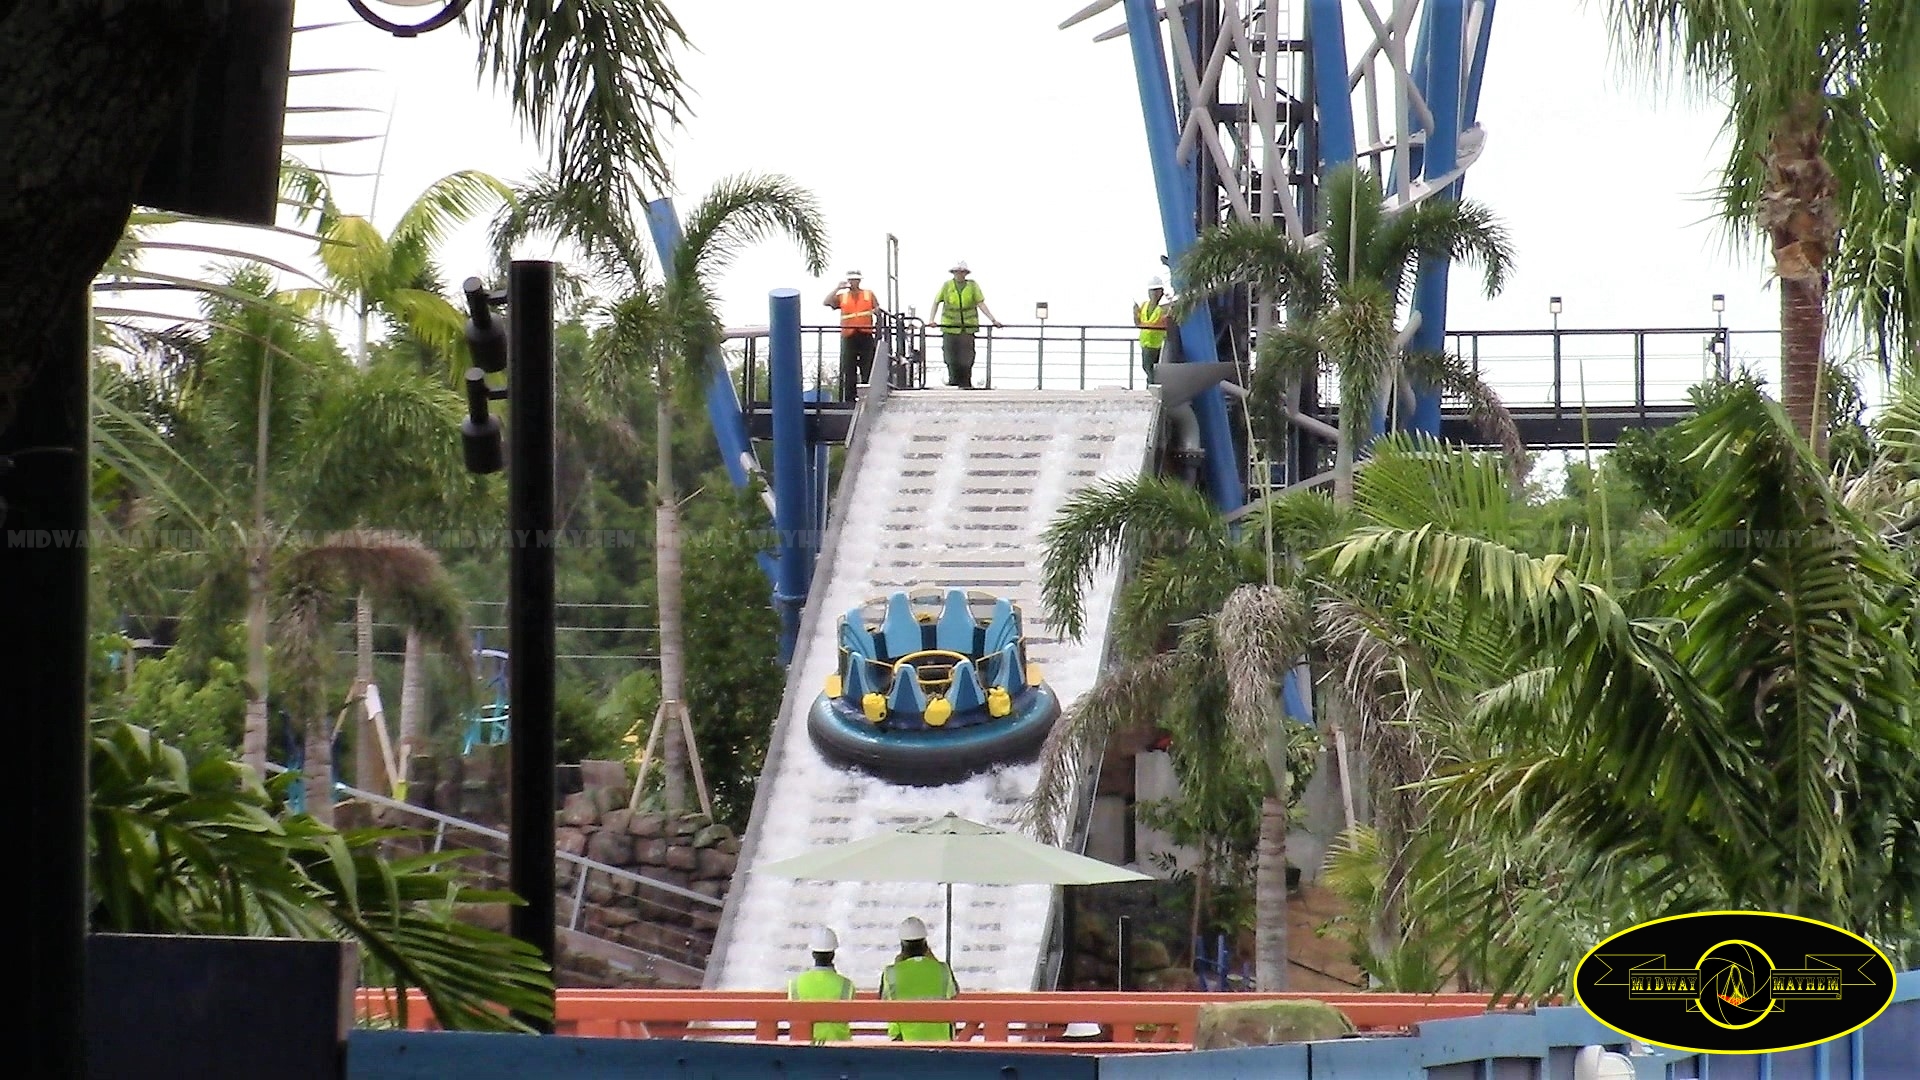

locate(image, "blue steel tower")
(1062, 0), (1498, 493)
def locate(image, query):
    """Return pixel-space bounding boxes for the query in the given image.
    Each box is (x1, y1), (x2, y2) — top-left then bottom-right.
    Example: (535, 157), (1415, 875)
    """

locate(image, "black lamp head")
(464, 276), (507, 373)
(460, 366), (503, 474)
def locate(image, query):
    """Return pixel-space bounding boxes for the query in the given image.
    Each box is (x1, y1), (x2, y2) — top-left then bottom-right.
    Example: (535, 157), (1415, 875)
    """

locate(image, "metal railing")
(267, 767), (722, 972)
(721, 320), (1778, 412)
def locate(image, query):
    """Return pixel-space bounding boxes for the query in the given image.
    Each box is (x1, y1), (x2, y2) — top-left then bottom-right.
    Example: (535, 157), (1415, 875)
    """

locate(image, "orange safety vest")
(837, 288), (876, 336)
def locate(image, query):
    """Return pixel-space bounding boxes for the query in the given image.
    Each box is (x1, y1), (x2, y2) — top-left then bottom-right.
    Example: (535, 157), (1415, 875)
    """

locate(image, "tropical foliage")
(1176, 162), (1520, 496)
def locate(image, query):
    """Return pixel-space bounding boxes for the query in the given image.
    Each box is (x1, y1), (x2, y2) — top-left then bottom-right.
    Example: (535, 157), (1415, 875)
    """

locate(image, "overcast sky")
(207, 2), (1779, 359)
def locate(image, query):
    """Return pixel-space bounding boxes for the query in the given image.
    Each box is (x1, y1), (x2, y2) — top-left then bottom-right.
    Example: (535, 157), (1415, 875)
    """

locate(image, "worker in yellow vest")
(1134, 277), (1171, 384)
(787, 925), (856, 1043)
(879, 916), (959, 1041)
(928, 260), (1002, 389)
(824, 271), (879, 402)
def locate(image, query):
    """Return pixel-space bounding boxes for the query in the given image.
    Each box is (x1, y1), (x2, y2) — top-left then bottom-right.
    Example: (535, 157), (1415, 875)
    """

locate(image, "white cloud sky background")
(177, 1), (1795, 375)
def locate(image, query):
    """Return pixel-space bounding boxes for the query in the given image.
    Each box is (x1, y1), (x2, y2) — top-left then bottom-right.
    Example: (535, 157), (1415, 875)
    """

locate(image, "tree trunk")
(1253, 794), (1289, 990)
(1332, 434), (1356, 505)
(354, 593), (385, 791)
(656, 376), (689, 811)
(243, 534), (272, 773)
(303, 707), (334, 827)
(1760, 96), (1837, 457)
(397, 629), (427, 793)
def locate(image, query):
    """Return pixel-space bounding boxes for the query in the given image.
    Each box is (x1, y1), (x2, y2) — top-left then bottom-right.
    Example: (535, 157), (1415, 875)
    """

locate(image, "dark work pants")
(942, 333), (977, 388)
(840, 331), (876, 400)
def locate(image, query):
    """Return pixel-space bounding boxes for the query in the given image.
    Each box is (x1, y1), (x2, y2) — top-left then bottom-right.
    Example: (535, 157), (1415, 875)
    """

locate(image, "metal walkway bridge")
(728, 319), (1780, 452)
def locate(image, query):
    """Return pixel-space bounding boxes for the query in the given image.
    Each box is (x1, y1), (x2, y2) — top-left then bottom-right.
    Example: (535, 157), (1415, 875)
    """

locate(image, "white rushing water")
(708, 389), (1159, 993)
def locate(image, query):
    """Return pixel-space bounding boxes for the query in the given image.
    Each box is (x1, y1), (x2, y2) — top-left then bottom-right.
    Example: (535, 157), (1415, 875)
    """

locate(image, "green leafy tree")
(492, 173), (826, 812)
(1176, 162), (1520, 499)
(1602, 0), (1920, 451)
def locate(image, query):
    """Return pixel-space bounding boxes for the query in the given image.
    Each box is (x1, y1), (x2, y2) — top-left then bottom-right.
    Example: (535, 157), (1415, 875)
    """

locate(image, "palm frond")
(471, 0), (688, 203)
(672, 173), (830, 288)
(1039, 475), (1232, 640)
(1174, 220), (1326, 314)
(1370, 197), (1514, 301)
(1017, 652), (1181, 843)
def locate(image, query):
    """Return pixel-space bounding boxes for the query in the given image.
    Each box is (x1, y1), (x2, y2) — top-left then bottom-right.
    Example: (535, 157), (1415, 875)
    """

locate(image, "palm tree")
(1023, 432), (1536, 990)
(289, 167), (511, 798)
(103, 264), (473, 795)
(1319, 378), (1920, 994)
(493, 173), (826, 811)
(1176, 163), (1520, 501)
(1601, 1), (1920, 453)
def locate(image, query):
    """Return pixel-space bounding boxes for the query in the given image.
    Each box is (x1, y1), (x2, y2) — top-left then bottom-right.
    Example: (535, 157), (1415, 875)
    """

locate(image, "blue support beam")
(1122, 0), (1243, 513)
(1408, 0), (1468, 436)
(768, 290), (809, 666)
(644, 199), (779, 596)
(643, 200), (758, 491)
(1306, 0), (1356, 170)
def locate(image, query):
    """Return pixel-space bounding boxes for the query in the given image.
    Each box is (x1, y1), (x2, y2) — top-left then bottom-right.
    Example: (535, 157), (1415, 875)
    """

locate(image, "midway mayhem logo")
(1573, 912), (1897, 1054)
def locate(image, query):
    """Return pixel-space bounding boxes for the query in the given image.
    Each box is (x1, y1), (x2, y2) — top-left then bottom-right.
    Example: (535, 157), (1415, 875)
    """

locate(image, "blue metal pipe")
(1122, 0), (1242, 513)
(1407, 0), (1465, 435)
(1464, 0), (1498, 124)
(643, 200), (758, 492)
(768, 290), (809, 666)
(1306, 0), (1356, 171)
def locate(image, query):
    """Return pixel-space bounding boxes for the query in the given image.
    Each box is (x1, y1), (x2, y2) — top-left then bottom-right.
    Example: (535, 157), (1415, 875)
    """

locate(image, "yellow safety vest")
(935, 279), (985, 334)
(789, 966), (855, 1042)
(1136, 299), (1167, 348)
(880, 955), (958, 1041)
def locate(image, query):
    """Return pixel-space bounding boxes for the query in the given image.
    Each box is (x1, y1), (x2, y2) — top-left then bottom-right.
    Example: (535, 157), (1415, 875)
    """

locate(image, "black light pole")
(459, 263), (556, 1031)
(505, 261), (557, 1031)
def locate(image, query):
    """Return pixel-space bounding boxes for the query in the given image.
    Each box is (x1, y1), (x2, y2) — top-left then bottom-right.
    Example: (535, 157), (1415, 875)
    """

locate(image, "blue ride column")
(1305, 0), (1357, 172)
(768, 289), (810, 666)
(1123, 0), (1243, 514)
(644, 198), (779, 587)
(1406, 0), (1467, 436)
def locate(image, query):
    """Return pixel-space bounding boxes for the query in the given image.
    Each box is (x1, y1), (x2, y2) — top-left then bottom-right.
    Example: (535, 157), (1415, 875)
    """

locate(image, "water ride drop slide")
(706, 385), (1160, 993)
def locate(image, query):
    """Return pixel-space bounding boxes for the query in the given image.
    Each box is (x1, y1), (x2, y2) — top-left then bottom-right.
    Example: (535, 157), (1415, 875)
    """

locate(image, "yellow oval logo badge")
(1573, 911), (1898, 1054)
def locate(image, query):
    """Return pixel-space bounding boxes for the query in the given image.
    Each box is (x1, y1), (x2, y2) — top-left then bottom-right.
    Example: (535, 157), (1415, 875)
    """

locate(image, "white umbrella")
(755, 811), (1152, 956)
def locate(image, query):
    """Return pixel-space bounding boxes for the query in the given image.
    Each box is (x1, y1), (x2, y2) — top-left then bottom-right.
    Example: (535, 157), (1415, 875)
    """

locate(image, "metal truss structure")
(1061, 0), (1498, 487)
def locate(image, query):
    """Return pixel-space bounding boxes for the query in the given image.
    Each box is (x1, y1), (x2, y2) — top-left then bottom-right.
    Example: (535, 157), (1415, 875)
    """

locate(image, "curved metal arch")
(344, 0), (472, 38)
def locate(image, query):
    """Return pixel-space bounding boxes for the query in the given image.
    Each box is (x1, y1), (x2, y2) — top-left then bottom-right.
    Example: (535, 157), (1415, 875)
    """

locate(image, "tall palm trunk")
(1762, 96), (1837, 457)
(656, 374), (689, 812)
(354, 595), (384, 791)
(1254, 794), (1290, 990)
(304, 704), (335, 826)
(397, 630), (427, 794)
(242, 537), (271, 773)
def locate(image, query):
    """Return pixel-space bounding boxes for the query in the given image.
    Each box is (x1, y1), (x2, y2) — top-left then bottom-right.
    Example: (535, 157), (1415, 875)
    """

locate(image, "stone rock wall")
(394, 752), (737, 988)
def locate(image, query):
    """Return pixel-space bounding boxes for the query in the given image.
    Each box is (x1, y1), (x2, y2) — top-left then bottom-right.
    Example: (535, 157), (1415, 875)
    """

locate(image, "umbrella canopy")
(755, 812), (1151, 958)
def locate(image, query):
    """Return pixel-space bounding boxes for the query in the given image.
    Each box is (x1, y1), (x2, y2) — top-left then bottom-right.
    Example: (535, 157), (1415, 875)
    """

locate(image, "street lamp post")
(1035, 302), (1050, 389)
(1711, 294), (1729, 379)
(1549, 296), (1563, 411)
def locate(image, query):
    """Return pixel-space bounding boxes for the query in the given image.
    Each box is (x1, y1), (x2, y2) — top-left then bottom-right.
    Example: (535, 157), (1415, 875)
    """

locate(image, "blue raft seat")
(982, 598), (1019, 656)
(945, 657), (988, 714)
(936, 589), (975, 653)
(880, 592), (920, 656)
(887, 662), (929, 715)
(986, 642), (1028, 694)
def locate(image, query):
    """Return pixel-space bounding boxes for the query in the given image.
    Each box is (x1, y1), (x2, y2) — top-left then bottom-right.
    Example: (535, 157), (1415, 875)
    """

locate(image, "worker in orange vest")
(824, 270), (879, 401)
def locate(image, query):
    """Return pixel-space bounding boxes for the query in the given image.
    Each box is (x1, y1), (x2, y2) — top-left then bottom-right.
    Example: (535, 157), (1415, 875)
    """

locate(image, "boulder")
(586, 877), (615, 904)
(691, 880), (726, 900)
(1140, 965), (1200, 991)
(628, 812), (666, 838)
(667, 814), (705, 838)
(586, 829), (630, 866)
(590, 785), (624, 815)
(692, 823), (733, 849)
(664, 845), (699, 872)
(1131, 939), (1171, 972)
(694, 848), (736, 880)
(600, 808), (633, 835)
(560, 791), (600, 826)
(633, 838), (669, 866)
(556, 828), (589, 856)
(1192, 1000), (1355, 1049)
(717, 836), (741, 854)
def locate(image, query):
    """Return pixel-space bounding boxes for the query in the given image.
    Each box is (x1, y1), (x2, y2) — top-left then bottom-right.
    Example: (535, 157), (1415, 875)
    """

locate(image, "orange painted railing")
(355, 987), (1522, 1052)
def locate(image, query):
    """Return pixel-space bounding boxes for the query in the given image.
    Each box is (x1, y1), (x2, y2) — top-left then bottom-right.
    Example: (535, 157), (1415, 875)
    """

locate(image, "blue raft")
(807, 588), (1061, 786)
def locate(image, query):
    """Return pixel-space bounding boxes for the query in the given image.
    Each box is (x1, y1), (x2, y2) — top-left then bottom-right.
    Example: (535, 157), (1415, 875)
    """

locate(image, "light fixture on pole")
(1549, 295), (1563, 327)
(1712, 293), (1726, 327)
(1034, 302), (1050, 387)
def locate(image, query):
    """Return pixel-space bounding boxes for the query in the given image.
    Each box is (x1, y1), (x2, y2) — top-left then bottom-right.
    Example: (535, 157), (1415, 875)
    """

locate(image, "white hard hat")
(845, 270), (863, 279)
(898, 916), (929, 941)
(810, 926), (839, 952)
(950, 260), (969, 273)
(1147, 276), (1165, 290)
(1064, 1022), (1103, 1039)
